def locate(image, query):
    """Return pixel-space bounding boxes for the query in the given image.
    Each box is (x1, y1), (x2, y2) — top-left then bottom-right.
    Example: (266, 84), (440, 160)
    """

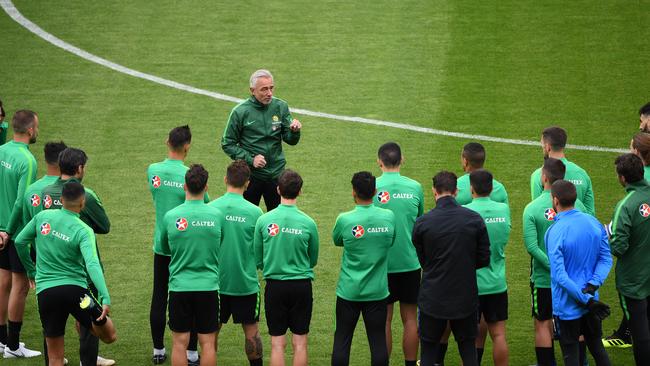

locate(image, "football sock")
(476, 347), (484, 365)
(7, 320), (22, 350)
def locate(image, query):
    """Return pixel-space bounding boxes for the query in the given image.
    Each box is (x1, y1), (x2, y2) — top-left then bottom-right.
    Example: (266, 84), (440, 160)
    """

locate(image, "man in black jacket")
(412, 171), (490, 366)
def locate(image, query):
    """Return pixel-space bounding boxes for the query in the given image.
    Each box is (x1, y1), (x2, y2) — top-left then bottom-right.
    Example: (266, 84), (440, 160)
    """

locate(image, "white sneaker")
(3, 343), (41, 358)
(97, 355), (116, 366)
(0, 342), (25, 354)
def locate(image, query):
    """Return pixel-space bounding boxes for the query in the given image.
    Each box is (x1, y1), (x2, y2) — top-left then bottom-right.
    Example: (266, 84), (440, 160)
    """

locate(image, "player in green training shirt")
(0, 110), (40, 358)
(332, 171), (395, 366)
(159, 164), (223, 366)
(0, 100), (7, 145)
(254, 169), (318, 366)
(530, 126), (595, 216)
(209, 160), (264, 366)
(14, 181), (116, 366)
(464, 170), (511, 366)
(372, 142), (422, 366)
(456, 142), (509, 206)
(147, 126), (206, 365)
(631, 131), (650, 181)
(524, 158), (587, 366)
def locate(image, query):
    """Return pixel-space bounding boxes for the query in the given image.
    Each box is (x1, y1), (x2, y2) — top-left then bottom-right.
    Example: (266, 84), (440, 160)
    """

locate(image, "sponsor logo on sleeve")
(31, 194), (41, 207)
(175, 218), (188, 231)
(377, 191), (390, 204)
(639, 203), (650, 218)
(43, 195), (53, 209)
(151, 175), (161, 188)
(40, 223), (51, 235)
(544, 208), (556, 221)
(267, 223), (280, 237)
(352, 225), (365, 238)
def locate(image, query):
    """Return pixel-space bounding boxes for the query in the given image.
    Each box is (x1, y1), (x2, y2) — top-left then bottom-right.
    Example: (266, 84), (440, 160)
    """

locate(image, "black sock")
(578, 341), (586, 365)
(436, 343), (448, 365)
(249, 357), (263, 366)
(535, 346), (555, 366)
(405, 360), (417, 366)
(7, 320), (22, 350)
(477, 347), (484, 365)
(0, 324), (6, 344)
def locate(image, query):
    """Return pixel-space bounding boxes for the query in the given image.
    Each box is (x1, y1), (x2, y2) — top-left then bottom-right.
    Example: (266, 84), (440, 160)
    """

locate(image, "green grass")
(1, 0), (649, 364)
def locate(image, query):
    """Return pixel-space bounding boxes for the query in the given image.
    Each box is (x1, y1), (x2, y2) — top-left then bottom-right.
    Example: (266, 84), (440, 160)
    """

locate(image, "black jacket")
(412, 196), (490, 318)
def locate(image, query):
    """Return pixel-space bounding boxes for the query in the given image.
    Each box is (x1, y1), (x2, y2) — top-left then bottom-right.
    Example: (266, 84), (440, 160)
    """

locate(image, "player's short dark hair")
(551, 180), (577, 207)
(58, 148), (88, 176)
(542, 126), (567, 151)
(168, 125), (191, 151)
(469, 169), (493, 196)
(44, 141), (68, 165)
(11, 110), (37, 133)
(615, 153), (644, 184)
(377, 142), (401, 167)
(632, 132), (650, 165)
(433, 171), (457, 194)
(639, 102), (650, 117)
(278, 169), (303, 199)
(543, 158), (566, 185)
(62, 181), (85, 202)
(0, 99), (5, 119)
(185, 164), (208, 195)
(462, 142), (486, 169)
(351, 171), (375, 200)
(226, 160), (250, 188)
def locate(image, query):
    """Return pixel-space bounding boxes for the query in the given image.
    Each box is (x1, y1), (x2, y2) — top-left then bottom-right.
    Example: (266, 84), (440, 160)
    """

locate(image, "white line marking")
(1, 0), (627, 154)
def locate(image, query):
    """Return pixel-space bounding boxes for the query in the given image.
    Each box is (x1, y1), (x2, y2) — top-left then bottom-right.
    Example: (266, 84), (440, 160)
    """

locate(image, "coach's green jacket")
(610, 180), (650, 300)
(221, 96), (300, 181)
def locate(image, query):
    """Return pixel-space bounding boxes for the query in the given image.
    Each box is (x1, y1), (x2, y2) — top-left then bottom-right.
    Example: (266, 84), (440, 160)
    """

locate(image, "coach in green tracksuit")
(464, 170), (511, 366)
(221, 69), (301, 212)
(610, 154), (650, 365)
(159, 164), (223, 366)
(209, 160), (264, 366)
(372, 142), (422, 366)
(456, 142), (509, 206)
(254, 169), (318, 366)
(530, 127), (594, 216)
(332, 171), (395, 366)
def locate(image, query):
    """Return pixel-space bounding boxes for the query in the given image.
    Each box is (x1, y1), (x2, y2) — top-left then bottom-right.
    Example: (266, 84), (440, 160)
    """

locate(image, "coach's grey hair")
(249, 69), (273, 88)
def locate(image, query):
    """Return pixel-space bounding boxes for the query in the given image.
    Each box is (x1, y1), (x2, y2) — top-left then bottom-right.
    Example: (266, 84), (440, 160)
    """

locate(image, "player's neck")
(464, 166), (481, 173)
(556, 205), (574, 213)
(226, 186), (245, 195)
(381, 166), (400, 173)
(46, 165), (60, 176)
(60, 174), (77, 180)
(185, 192), (204, 201)
(280, 197), (297, 205)
(548, 151), (565, 159)
(354, 198), (373, 205)
(13, 134), (30, 144)
(167, 151), (186, 161)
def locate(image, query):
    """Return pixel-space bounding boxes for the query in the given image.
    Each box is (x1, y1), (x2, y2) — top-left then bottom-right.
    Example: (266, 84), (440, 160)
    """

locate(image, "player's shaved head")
(433, 171), (457, 194)
(11, 109), (37, 133)
(462, 142), (486, 169)
(543, 158), (566, 185)
(378, 142), (402, 168)
(278, 169), (303, 199)
(615, 153), (644, 184)
(226, 160), (250, 188)
(469, 169), (493, 197)
(632, 132), (650, 166)
(44, 141), (68, 165)
(62, 181), (85, 203)
(542, 127), (567, 152)
(351, 171), (376, 201)
(168, 125), (191, 151)
(59, 148), (88, 176)
(551, 180), (577, 207)
(185, 164), (209, 195)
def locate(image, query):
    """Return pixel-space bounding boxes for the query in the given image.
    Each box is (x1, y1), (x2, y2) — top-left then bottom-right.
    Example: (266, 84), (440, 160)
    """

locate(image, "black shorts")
(387, 269), (421, 304)
(554, 313), (603, 345)
(479, 291), (508, 323)
(264, 279), (312, 336)
(37, 285), (96, 337)
(220, 293), (261, 324)
(531, 286), (553, 321)
(0, 240), (26, 273)
(168, 291), (220, 334)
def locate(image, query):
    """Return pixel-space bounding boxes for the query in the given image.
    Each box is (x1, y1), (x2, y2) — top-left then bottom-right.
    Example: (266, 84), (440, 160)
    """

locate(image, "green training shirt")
(373, 172), (423, 273)
(16, 175), (59, 238)
(610, 180), (650, 299)
(0, 141), (37, 234)
(464, 197), (511, 295)
(456, 173), (509, 206)
(160, 200), (223, 292)
(209, 192), (263, 295)
(0, 122), (7, 145)
(14, 208), (111, 305)
(332, 204), (396, 302)
(523, 189), (586, 288)
(530, 157), (595, 215)
(644, 166), (650, 181)
(254, 204), (319, 280)
(147, 159), (209, 255)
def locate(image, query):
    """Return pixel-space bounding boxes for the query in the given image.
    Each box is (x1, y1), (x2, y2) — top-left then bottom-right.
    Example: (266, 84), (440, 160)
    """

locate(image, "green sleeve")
(0, 122), (7, 145)
(417, 187), (425, 217)
(530, 169), (543, 200)
(81, 191), (110, 234)
(79, 227), (110, 305)
(332, 216), (343, 247)
(221, 110), (254, 165)
(280, 103), (300, 146)
(159, 218), (170, 255)
(13, 217), (37, 279)
(7, 158), (37, 235)
(523, 208), (550, 270)
(583, 176), (596, 216)
(308, 220), (319, 268)
(610, 197), (632, 257)
(253, 219), (264, 270)
(501, 187), (510, 205)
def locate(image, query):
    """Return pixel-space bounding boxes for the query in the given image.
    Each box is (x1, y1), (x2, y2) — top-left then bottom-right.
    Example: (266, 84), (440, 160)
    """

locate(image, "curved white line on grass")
(1, 0), (627, 154)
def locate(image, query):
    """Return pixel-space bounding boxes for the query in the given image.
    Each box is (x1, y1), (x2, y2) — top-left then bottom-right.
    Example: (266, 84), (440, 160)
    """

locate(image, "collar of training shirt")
(626, 180), (650, 192)
(249, 95), (271, 109)
(553, 208), (579, 222)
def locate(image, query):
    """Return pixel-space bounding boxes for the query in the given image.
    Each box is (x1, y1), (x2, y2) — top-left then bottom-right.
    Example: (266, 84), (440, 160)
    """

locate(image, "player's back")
(0, 141), (36, 227)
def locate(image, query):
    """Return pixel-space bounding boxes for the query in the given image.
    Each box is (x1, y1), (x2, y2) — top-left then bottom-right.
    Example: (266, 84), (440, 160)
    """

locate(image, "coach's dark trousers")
(419, 311), (478, 366)
(625, 296), (650, 366)
(244, 177), (280, 212)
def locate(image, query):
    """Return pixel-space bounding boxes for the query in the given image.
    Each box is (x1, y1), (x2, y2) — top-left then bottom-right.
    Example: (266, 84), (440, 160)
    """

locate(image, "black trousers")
(555, 314), (610, 366)
(244, 176), (280, 212)
(331, 297), (388, 366)
(625, 296), (650, 366)
(418, 311), (478, 366)
(150, 254), (197, 351)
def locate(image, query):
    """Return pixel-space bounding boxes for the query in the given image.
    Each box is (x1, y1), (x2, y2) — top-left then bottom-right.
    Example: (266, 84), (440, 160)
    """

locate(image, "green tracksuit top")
(530, 157), (595, 216)
(14, 208), (111, 305)
(221, 96), (300, 181)
(0, 141), (37, 234)
(523, 189), (586, 288)
(645, 166), (650, 181)
(209, 192), (263, 295)
(0, 122), (7, 145)
(456, 173), (509, 206)
(41, 178), (110, 235)
(159, 200), (223, 292)
(464, 197), (511, 295)
(254, 204), (319, 280)
(16, 175), (59, 238)
(147, 159), (209, 255)
(610, 180), (650, 299)
(333, 204), (396, 302)
(373, 172), (423, 273)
